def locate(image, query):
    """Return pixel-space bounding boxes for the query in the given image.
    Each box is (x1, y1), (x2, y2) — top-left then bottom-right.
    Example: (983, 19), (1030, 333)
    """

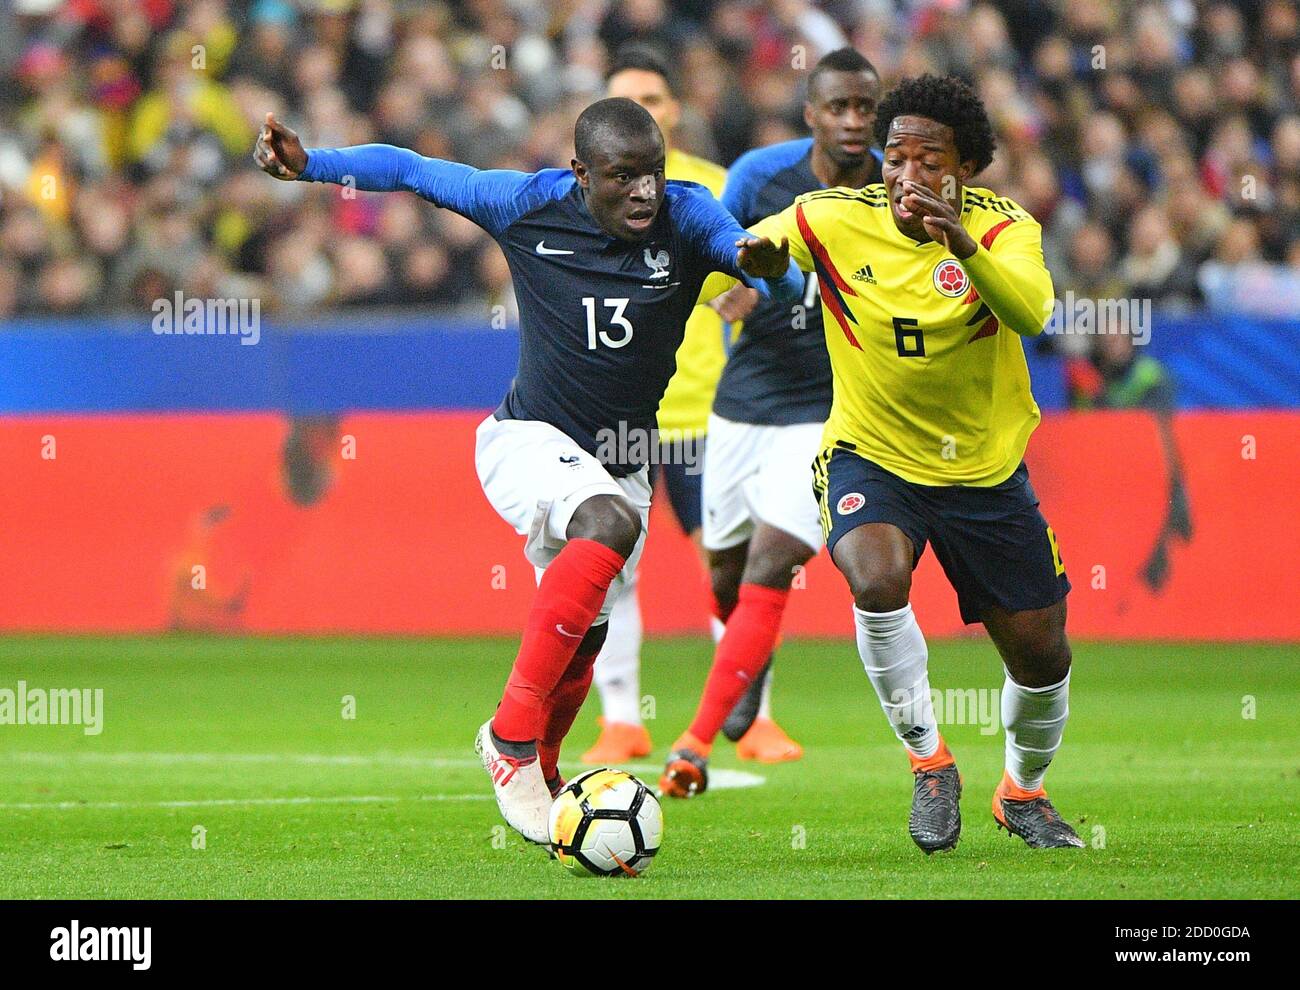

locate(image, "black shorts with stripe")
(811, 446), (1070, 624)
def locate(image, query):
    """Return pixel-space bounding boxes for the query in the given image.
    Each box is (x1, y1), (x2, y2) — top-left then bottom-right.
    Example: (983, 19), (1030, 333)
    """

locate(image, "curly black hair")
(872, 74), (997, 175)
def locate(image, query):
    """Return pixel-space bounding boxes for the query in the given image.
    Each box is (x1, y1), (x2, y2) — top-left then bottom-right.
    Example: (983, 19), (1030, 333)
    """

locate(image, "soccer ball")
(548, 768), (662, 877)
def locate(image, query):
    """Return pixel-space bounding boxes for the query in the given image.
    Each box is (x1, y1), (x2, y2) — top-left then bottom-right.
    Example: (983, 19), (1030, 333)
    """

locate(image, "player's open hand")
(900, 180), (978, 259)
(253, 112), (307, 180)
(736, 234), (790, 280)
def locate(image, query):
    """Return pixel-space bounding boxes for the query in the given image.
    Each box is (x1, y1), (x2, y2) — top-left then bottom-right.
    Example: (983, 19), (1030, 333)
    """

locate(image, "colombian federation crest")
(836, 492), (865, 515)
(932, 258), (969, 297)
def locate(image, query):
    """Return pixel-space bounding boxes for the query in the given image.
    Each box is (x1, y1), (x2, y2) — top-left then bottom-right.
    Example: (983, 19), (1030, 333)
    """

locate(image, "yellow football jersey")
(657, 148), (729, 441)
(750, 184), (1054, 487)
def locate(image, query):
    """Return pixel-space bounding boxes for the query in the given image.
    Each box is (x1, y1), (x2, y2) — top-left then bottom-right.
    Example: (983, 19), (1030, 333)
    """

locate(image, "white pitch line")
(0, 793), (492, 811)
(0, 752), (766, 789)
(1, 751), (465, 769)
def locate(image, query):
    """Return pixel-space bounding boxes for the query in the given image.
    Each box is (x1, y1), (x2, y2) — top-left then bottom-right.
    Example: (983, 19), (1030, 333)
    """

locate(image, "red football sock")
(537, 645), (599, 781)
(493, 539), (626, 743)
(687, 583), (789, 746)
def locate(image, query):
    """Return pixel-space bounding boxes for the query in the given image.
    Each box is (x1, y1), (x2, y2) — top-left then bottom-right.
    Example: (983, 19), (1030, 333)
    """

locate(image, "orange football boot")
(735, 717), (804, 762)
(580, 717), (653, 764)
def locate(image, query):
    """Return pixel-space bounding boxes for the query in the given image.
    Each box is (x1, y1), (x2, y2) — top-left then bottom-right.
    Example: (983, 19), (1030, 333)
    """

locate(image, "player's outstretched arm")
(253, 112), (539, 238)
(253, 113), (307, 180)
(677, 186), (804, 304)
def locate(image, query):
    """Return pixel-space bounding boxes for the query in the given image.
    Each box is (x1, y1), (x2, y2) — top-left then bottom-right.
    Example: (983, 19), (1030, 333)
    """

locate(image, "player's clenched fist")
(253, 112), (308, 180)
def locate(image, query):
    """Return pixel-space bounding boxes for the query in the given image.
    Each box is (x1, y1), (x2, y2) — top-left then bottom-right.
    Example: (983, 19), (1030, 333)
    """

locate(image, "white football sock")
(854, 604), (937, 758)
(592, 575), (643, 726)
(1001, 669), (1070, 791)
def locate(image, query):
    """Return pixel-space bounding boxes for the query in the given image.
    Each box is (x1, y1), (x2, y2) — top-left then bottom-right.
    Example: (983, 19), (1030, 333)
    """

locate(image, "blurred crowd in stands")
(1, 0), (1298, 324)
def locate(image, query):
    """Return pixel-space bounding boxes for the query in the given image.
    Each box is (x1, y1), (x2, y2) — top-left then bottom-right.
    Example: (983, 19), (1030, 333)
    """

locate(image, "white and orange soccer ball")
(548, 768), (662, 877)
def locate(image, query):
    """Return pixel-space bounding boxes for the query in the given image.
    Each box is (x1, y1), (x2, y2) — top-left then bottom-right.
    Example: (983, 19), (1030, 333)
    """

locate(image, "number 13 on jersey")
(583, 297), (634, 350)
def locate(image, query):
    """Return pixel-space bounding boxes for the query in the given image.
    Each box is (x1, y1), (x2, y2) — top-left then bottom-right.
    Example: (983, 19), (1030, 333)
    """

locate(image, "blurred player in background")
(1067, 333), (1193, 591)
(581, 45), (729, 765)
(254, 99), (800, 845)
(660, 48), (883, 793)
(682, 74), (1083, 852)
(167, 414), (342, 632)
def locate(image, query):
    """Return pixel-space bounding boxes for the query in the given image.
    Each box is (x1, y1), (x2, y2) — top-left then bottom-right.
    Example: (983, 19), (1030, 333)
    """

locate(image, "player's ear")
(571, 158), (588, 188)
(802, 102), (815, 130)
(959, 160), (976, 181)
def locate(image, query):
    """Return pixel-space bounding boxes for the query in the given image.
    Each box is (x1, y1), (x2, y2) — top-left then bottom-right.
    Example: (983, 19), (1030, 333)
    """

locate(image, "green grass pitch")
(0, 635), (1296, 899)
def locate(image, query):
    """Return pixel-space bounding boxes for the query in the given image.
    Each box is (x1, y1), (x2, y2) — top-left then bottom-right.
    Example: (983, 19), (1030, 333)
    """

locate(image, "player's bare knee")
(1034, 632), (1072, 683)
(851, 571), (912, 613)
(709, 568), (739, 614)
(1007, 629), (1071, 687)
(741, 525), (814, 591)
(568, 495), (641, 558)
(708, 545), (746, 612)
(840, 554), (911, 612)
(742, 543), (812, 591)
(832, 524), (914, 613)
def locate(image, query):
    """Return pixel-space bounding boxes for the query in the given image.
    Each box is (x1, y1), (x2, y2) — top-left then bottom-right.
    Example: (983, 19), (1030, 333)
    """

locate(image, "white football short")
(475, 414), (650, 622)
(701, 413), (825, 554)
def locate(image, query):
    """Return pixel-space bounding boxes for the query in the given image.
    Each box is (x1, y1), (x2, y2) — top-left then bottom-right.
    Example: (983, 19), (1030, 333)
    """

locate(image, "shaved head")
(574, 97), (664, 166)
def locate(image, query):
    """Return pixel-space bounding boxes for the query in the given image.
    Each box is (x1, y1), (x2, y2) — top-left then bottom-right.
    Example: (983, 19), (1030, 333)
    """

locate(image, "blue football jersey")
(714, 138), (882, 426)
(300, 145), (801, 475)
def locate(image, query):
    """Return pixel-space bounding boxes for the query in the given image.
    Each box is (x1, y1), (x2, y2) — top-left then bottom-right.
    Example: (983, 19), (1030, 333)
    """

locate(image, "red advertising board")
(1, 411), (1295, 640)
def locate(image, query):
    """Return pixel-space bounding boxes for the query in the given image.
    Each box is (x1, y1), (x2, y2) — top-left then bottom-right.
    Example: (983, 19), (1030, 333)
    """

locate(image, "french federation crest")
(643, 247), (670, 280)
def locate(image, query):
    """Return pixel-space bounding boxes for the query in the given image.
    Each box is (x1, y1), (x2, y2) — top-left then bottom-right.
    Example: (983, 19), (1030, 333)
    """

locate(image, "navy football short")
(812, 446), (1070, 624)
(648, 438), (704, 534)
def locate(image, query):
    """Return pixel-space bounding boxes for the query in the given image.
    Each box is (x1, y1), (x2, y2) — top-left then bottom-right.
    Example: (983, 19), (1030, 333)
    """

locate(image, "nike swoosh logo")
(555, 624), (583, 638)
(536, 242), (574, 255)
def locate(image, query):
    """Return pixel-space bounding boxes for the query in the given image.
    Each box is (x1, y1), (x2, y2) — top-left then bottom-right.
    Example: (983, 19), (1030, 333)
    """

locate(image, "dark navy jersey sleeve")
(722, 138), (814, 226)
(299, 145), (572, 239)
(713, 140), (882, 427)
(666, 181), (802, 303)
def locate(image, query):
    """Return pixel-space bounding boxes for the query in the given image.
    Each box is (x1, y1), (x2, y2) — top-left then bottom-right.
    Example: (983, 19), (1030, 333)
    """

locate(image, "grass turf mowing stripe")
(0, 635), (1295, 899)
